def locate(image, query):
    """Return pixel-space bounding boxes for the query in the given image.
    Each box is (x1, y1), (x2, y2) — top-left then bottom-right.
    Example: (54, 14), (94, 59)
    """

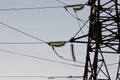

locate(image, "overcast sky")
(0, 0), (119, 80)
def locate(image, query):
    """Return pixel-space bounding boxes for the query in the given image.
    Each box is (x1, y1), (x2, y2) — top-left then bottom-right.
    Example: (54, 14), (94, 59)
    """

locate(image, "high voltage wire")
(51, 44), (119, 67)
(0, 48), (118, 68)
(0, 76), (48, 78)
(0, 4), (83, 12)
(0, 42), (46, 44)
(74, 9), (83, 30)
(52, 46), (85, 64)
(0, 4), (87, 40)
(0, 12), (87, 67)
(0, 20), (87, 65)
(55, 0), (67, 5)
(0, 5), (86, 23)
(107, 62), (119, 67)
(55, 0), (87, 21)
(0, 0), (67, 11)
(0, 0), (68, 11)
(64, 6), (86, 21)
(72, 19), (89, 38)
(0, 2), (87, 23)
(0, 21), (47, 43)
(0, 0), (87, 22)
(0, 0), (118, 72)
(0, 41), (116, 66)
(0, 0), (88, 38)
(0, 75), (83, 79)
(0, 48), (84, 67)
(0, 6), (64, 11)
(0, 3), (86, 22)
(0, 21), (117, 67)
(55, 0), (89, 38)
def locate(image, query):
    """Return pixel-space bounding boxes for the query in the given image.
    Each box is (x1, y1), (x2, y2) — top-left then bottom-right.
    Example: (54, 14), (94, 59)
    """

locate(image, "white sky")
(0, 0), (119, 80)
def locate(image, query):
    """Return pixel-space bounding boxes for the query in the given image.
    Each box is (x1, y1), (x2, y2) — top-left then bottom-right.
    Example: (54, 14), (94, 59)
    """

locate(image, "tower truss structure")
(70, 0), (120, 80)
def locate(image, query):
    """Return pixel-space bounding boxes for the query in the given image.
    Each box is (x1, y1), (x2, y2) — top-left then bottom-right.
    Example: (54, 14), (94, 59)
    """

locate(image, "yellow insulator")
(71, 43), (76, 61)
(73, 5), (84, 11)
(48, 41), (66, 47)
(66, 4), (84, 11)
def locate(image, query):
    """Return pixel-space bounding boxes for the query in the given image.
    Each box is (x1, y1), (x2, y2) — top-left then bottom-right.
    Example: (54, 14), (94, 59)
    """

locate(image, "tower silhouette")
(83, 0), (120, 79)
(70, 0), (120, 80)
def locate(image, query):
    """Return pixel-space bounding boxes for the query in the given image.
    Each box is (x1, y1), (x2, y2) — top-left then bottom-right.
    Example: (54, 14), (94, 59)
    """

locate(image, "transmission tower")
(70, 0), (120, 80)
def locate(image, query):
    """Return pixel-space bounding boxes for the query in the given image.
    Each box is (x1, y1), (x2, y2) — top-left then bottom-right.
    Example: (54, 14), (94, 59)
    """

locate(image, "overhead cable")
(55, 0), (67, 5)
(72, 19), (89, 38)
(0, 42), (46, 44)
(73, 8), (85, 36)
(0, 1), (87, 25)
(106, 62), (119, 66)
(47, 41), (85, 64)
(0, 75), (83, 79)
(56, 1), (89, 38)
(48, 41), (119, 66)
(0, 6), (63, 11)
(51, 45), (85, 64)
(56, 0), (87, 22)
(0, 21), (47, 43)
(0, 76), (48, 78)
(0, 48), (117, 67)
(0, 2), (87, 26)
(0, 48), (83, 67)
(0, 4), (84, 12)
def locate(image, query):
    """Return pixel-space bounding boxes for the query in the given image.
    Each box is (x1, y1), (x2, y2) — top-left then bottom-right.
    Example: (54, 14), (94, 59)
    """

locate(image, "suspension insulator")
(71, 43), (76, 61)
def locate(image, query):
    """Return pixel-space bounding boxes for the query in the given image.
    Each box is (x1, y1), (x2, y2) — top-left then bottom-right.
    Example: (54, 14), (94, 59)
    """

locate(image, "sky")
(0, 0), (119, 80)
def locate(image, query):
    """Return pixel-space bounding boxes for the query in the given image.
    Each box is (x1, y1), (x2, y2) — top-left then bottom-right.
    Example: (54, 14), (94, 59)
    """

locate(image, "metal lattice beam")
(83, 0), (120, 80)
(70, 0), (120, 80)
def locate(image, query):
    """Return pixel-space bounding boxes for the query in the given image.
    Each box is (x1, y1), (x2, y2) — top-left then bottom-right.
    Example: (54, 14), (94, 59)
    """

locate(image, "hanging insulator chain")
(71, 43), (76, 61)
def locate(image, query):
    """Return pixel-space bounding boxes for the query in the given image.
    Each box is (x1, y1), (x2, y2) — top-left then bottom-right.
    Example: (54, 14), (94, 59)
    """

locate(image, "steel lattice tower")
(83, 0), (120, 80)
(70, 0), (120, 80)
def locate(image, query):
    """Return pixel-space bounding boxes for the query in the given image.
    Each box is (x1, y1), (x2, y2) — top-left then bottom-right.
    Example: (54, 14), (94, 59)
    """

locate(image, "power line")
(64, 6), (85, 21)
(0, 76), (48, 78)
(106, 62), (119, 67)
(0, 47), (117, 68)
(0, 42), (46, 44)
(0, 4), (84, 12)
(0, 2), (87, 23)
(56, 1), (89, 38)
(0, 75), (83, 79)
(52, 46), (85, 64)
(55, 0), (67, 5)
(0, 48), (84, 67)
(72, 19), (89, 38)
(0, 6), (64, 11)
(0, 4), (87, 23)
(0, 21), (47, 43)
(55, 0), (86, 21)
(47, 41), (85, 64)
(55, 0), (88, 22)
(56, 0), (86, 22)
(51, 44), (119, 67)
(73, 9), (86, 36)
(0, 3), (87, 23)
(0, 3), (87, 25)
(0, 6), (87, 43)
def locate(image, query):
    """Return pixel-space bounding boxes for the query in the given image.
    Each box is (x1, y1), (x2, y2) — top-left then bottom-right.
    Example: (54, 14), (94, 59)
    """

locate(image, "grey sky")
(0, 0), (119, 80)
